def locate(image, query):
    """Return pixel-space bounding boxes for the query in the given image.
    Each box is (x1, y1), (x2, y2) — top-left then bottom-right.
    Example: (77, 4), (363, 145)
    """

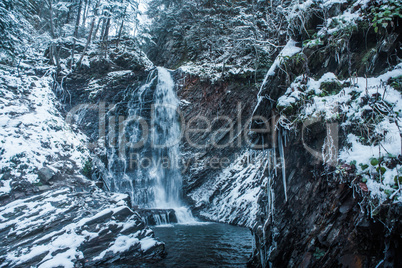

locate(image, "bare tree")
(48, 0), (60, 72)
(70, 0), (83, 70)
(76, 0), (100, 68)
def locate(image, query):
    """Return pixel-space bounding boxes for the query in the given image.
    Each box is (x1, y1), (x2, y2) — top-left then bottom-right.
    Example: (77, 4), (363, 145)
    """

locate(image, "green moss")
(313, 248), (326, 259)
(290, 52), (306, 66)
(357, 19), (370, 30)
(303, 38), (323, 48)
(388, 75), (402, 92)
(361, 48), (377, 64)
(319, 81), (343, 96)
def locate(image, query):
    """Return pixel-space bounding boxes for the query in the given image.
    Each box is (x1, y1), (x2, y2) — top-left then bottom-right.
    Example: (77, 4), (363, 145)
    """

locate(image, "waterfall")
(105, 67), (196, 224)
(151, 67), (182, 208)
(150, 67), (196, 223)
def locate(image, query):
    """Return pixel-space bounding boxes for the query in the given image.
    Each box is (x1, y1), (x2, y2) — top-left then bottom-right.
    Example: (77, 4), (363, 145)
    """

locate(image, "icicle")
(278, 128), (287, 202)
(273, 147), (277, 177)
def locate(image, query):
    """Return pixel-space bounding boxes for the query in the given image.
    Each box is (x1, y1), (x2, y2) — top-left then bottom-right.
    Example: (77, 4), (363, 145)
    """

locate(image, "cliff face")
(174, 71), (264, 225)
(0, 188), (165, 267)
(245, 1), (402, 266)
(247, 133), (402, 267)
(247, 126), (402, 267)
(154, 0), (402, 267)
(0, 45), (166, 266)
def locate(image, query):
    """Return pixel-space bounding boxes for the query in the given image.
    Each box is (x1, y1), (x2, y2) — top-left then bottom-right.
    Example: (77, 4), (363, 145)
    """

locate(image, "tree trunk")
(116, 7), (126, 49)
(102, 17), (111, 57)
(99, 16), (107, 41)
(52, 44), (61, 72)
(116, 20), (124, 48)
(70, 0), (83, 70)
(103, 17), (110, 41)
(48, 0), (60, 72)
(76, 17), (95, 68)
(48, 0), (55, 39)
(76, 0), (100, 68)
(92, 17), (101, 40)
(81, 0), (89, 27)
(116, 1), (127, 48)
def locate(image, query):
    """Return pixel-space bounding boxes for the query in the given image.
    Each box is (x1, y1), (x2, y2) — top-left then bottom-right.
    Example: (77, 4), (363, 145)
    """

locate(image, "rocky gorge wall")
(245, 1), (402, 266)
(247, 116), (402, 267)
(146, 1), (402, 267)
(12, 1), (402, 267)
(174, 70), (267, 225)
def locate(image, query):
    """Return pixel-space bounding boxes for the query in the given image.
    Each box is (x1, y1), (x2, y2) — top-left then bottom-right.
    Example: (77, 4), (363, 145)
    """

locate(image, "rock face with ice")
(105, 67), (184, 209)
(0, 187), (164, 267)
(189, 150), (271, 227)
(101, 67), (195, 223)
(245, 2), (402, 266)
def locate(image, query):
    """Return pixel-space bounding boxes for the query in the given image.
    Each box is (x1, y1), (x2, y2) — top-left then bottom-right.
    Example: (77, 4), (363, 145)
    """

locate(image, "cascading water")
(149, 67), (195, 223)
(151, 67), (182, 208)
(104, 67), (195, 224)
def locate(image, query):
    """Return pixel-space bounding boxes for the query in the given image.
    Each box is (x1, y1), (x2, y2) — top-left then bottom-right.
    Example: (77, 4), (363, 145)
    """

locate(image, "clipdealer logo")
(65, 101), (339, 169)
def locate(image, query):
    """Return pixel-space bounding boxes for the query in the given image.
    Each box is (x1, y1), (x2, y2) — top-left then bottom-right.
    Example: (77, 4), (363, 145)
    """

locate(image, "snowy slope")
(0, 62), (89, 196)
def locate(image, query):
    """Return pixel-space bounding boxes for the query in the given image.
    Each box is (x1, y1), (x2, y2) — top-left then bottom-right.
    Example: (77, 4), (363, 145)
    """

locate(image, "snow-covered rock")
(0, 64), (89, 199)
(0, 187), (164, 267)
(276, 64), (402, 205)
(190, 150), (271, 227)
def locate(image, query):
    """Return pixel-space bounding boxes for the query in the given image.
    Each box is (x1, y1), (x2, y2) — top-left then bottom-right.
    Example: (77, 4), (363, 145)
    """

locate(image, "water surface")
(151, 223), (253, 267)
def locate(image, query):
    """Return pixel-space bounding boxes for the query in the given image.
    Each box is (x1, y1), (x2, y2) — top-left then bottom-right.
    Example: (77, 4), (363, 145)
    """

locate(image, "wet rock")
(249, 118), (402, 267)
(36, 185), (51, 192)
(37, 166), (56, 184)
(139, 209), (178, 225)
(10, 180), (32, 192)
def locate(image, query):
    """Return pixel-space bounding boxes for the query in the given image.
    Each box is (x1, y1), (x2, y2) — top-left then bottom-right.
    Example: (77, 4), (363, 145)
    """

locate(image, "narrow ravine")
(2, 0), (402, 267)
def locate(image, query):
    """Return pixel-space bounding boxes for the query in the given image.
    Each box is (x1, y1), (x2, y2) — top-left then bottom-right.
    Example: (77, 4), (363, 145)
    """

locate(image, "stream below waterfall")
(150, 223), (253, 267)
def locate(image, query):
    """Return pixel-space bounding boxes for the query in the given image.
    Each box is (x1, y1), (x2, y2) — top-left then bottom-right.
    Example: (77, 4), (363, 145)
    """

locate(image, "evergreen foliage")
(146, 0), (290, 74)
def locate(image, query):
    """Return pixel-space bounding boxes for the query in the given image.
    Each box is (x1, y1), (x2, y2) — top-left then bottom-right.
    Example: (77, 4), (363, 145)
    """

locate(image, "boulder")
(37, 166), (56, 184)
